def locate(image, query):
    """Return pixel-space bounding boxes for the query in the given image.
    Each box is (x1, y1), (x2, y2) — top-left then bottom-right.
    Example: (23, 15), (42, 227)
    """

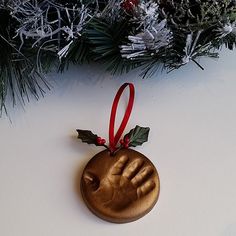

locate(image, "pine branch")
(0, 0), (236, 113)
(0, 8), (50, 114)
(85, 17), (141, 74)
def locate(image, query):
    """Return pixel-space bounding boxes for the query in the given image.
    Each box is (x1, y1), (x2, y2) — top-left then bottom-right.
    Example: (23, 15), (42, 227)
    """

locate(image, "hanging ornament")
(77, 83), (160, 223)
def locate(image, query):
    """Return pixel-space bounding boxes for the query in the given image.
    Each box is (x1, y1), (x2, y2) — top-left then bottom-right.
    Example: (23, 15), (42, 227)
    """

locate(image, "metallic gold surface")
(80, 148), (160, 223)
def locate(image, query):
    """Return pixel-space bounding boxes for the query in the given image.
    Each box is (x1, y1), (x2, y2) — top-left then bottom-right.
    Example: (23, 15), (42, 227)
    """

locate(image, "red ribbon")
(109, 83), (135, 152)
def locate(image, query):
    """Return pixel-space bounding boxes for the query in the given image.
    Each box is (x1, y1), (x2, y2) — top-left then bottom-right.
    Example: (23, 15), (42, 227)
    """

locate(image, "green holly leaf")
(76, 129), (99, 145)
(124, 125), (150, 147)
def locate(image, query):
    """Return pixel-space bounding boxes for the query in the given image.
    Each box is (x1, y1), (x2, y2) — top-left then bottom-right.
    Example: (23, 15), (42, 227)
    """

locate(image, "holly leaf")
(124, 125), (150, 147)
(76, 129), (99, 145)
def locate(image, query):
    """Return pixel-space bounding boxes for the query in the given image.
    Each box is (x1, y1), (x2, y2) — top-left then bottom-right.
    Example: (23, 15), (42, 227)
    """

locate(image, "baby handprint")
(83, 155), (156, 211)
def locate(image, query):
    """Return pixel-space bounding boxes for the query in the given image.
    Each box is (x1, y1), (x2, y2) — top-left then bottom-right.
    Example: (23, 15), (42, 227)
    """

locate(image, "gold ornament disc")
(80, 148), (160, 223)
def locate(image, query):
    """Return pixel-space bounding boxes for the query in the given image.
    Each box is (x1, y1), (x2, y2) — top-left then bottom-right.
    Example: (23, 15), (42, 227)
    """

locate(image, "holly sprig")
(76, 129), (108, 147)
(123, 125), (150, 147)
(76, 125), (150, 153)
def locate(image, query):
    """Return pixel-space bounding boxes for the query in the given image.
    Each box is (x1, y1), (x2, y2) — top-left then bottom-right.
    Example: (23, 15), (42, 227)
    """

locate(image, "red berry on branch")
(120, 139), (124, 145)
(96, 137), (104, 145)
(124, 136), (130, 144)
(101, 139), (106, 145)
(121, 0), (139, 12)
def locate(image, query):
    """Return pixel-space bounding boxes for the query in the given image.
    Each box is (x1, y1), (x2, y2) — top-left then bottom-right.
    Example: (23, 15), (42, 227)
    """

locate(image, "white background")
(0, 49), (236, 236)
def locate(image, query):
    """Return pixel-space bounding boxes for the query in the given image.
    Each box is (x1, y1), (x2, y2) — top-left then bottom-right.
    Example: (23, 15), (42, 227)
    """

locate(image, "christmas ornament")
(77, 83), (160, 223)
(1, 0), (236, 113)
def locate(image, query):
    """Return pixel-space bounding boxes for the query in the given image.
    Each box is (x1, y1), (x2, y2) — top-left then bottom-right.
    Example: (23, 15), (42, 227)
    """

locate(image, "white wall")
(0, 49), (236, 236)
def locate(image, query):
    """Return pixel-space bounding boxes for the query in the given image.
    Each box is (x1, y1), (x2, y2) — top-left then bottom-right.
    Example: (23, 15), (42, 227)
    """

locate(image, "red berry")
(124, 143), (129, 148)
(121, 0), (139, 12)
(97, 137), (106, 146)
(120, 139), (124, 145)
(96, 137), (102, 145)
(124, 136), (130, 144)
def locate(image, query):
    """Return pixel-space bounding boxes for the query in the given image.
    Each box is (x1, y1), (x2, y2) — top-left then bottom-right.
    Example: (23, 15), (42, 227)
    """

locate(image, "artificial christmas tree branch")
(0, 0), (236, 114)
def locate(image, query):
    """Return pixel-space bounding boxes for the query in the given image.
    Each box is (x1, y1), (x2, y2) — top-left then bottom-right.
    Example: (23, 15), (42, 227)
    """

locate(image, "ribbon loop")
(109, 83), (135, 152)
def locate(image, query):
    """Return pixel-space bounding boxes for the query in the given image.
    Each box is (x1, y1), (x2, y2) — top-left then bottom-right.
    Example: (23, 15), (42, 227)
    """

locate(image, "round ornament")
(81, 148), (160, 223)
(76, 83), (160, 223)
